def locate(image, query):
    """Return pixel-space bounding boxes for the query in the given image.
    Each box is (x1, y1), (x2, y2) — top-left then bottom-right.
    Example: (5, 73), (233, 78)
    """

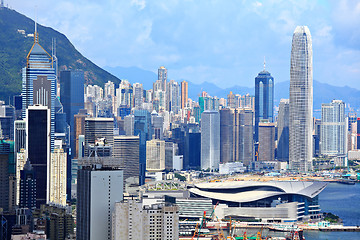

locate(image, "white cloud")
(131, 0), (146, 10)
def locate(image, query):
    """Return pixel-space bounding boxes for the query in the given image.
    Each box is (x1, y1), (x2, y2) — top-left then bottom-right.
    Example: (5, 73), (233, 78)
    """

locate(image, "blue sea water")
(303, 182), (360, 240)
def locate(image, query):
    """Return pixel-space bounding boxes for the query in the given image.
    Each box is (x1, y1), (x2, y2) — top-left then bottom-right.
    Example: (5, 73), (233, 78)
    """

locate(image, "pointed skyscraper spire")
(263, 56), (266, 71)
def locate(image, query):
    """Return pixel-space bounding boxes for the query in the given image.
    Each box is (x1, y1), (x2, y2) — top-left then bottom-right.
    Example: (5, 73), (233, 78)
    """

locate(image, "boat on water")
(336, 178), (356, 185)
(268, 224), (303, 232)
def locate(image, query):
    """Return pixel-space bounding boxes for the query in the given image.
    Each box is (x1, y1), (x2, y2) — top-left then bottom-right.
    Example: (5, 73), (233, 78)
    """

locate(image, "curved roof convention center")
(189, 181), (327, 203)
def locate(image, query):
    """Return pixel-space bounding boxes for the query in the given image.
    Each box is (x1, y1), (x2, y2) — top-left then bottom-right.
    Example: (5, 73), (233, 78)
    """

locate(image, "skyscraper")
(59, 70), (85, 152)
(220, 108), (254, 166)
(181, 81), (188, 109)
(320, 100), (346, 156)
(289, 26), (313, 172)
(112, 136), (140, 186)
(158, 66), (167, 91)
(133, 83), (144, 108)
(77, 165), (123, 240)
(22, 26), (56, 151)
(201, 111), (220, 170)
(26, 105), (50, 207)
(255, 65), (274, 142)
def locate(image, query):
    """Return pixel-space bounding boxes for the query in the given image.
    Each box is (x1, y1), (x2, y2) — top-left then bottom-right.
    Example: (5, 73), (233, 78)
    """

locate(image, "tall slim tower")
(289, 26), (313, 172)
(158, 66), (167, 91)
(181, 81), (188, 109)
(254, 64), (274, 142)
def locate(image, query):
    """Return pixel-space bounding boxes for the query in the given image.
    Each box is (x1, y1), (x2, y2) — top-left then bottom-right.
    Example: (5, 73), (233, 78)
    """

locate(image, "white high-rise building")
(77, 166), (123, 240)
(201, 110), (220, 170)
(133, 83), (144, 108)
(146, 139), (165, 172)
(112, 200), (179, 240)
(320, 100), (346, 156)
(289, 26), (313, 172)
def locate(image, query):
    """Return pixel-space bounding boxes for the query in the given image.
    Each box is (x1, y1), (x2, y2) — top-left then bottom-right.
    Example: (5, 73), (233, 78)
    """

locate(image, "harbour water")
(303, 182), (360, 240)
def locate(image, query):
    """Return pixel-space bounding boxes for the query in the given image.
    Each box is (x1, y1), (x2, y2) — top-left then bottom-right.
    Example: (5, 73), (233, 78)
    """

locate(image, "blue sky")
(10, 0), (360, 88)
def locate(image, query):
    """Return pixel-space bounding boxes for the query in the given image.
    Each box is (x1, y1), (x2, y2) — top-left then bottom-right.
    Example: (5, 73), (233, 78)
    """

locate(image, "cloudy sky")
(9, 0), (360, 88)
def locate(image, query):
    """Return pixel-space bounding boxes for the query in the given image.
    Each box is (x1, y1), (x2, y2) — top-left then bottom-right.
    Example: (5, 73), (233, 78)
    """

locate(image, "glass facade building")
(255, 70), (274, 142)
(289, 26), (313, 172)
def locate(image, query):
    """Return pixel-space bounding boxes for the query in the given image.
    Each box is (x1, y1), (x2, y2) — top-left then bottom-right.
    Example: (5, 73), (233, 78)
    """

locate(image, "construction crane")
(191, 202), (219, 240)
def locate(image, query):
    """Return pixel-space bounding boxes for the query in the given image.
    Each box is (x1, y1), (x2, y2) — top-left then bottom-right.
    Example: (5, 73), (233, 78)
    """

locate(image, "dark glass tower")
(19, 159), (36, 209)
(60, 70), (85, 143)
(26, 106), (50, 207)
(255, 66), (274, 142)
(134, 110), (151, 185)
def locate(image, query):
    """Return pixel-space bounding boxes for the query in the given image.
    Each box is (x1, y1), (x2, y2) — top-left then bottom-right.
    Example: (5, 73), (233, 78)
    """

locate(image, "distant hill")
(0, 7), (120, 102)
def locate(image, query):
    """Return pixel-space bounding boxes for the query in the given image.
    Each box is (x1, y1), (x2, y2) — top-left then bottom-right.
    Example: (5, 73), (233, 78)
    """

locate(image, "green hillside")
(0, 7), (120, 102)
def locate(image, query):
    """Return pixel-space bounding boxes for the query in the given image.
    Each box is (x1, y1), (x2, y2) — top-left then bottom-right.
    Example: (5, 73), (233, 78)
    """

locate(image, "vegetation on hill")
(0, 7), (120, 103)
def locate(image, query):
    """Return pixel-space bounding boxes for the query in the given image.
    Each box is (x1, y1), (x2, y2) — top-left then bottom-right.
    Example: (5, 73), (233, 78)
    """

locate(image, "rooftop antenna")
(263, 56), (266, 71)
(34, 5), (38, 43)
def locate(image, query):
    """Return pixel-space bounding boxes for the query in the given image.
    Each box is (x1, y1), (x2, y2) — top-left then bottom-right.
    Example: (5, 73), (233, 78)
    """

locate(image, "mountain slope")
(0, 7), (120, 102)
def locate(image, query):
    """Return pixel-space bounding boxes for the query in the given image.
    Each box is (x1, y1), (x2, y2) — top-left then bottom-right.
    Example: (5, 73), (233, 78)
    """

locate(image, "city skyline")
(8, 0), (360, 89)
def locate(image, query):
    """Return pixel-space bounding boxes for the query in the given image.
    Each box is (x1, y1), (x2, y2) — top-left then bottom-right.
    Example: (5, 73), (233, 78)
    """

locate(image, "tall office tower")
(320, 100), (346, 156)
(220, 108), (254, 165)
(181, 81), (188, 109)
(238, 109), (254, 166)
(113, 136), (140, 186)
(166, 80), (181, 113)
(59, 70), (84, 148)
(77, 165), (123, 240)
(158, 66), (168, 91)
(134, 110), (152, 185)
(220, 108), (234, 164)
(112, 200), (179, 240)
(258, 122), (275, 161)
(116, 80), (133, 108)
(254, 65), (274, 142)
(277, 99), (290, 161)
(26, 105), (50, 207)
(146, 139), (165, 172)
(19, 160), (36, 209)
(74, 110), (87, 159)
(0, 139), (15, 212)
(22, 27), (56, 151)
(133, 83), (144, 108)
(289, 26), (313, 172)
(84, 118), (114, 157)
(49, 148), (67, 206)
(124, 114), (134, 136)
(201, 111), (220, 170)
(151, 111), (164, 139)
(227, 92), (236, 108)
